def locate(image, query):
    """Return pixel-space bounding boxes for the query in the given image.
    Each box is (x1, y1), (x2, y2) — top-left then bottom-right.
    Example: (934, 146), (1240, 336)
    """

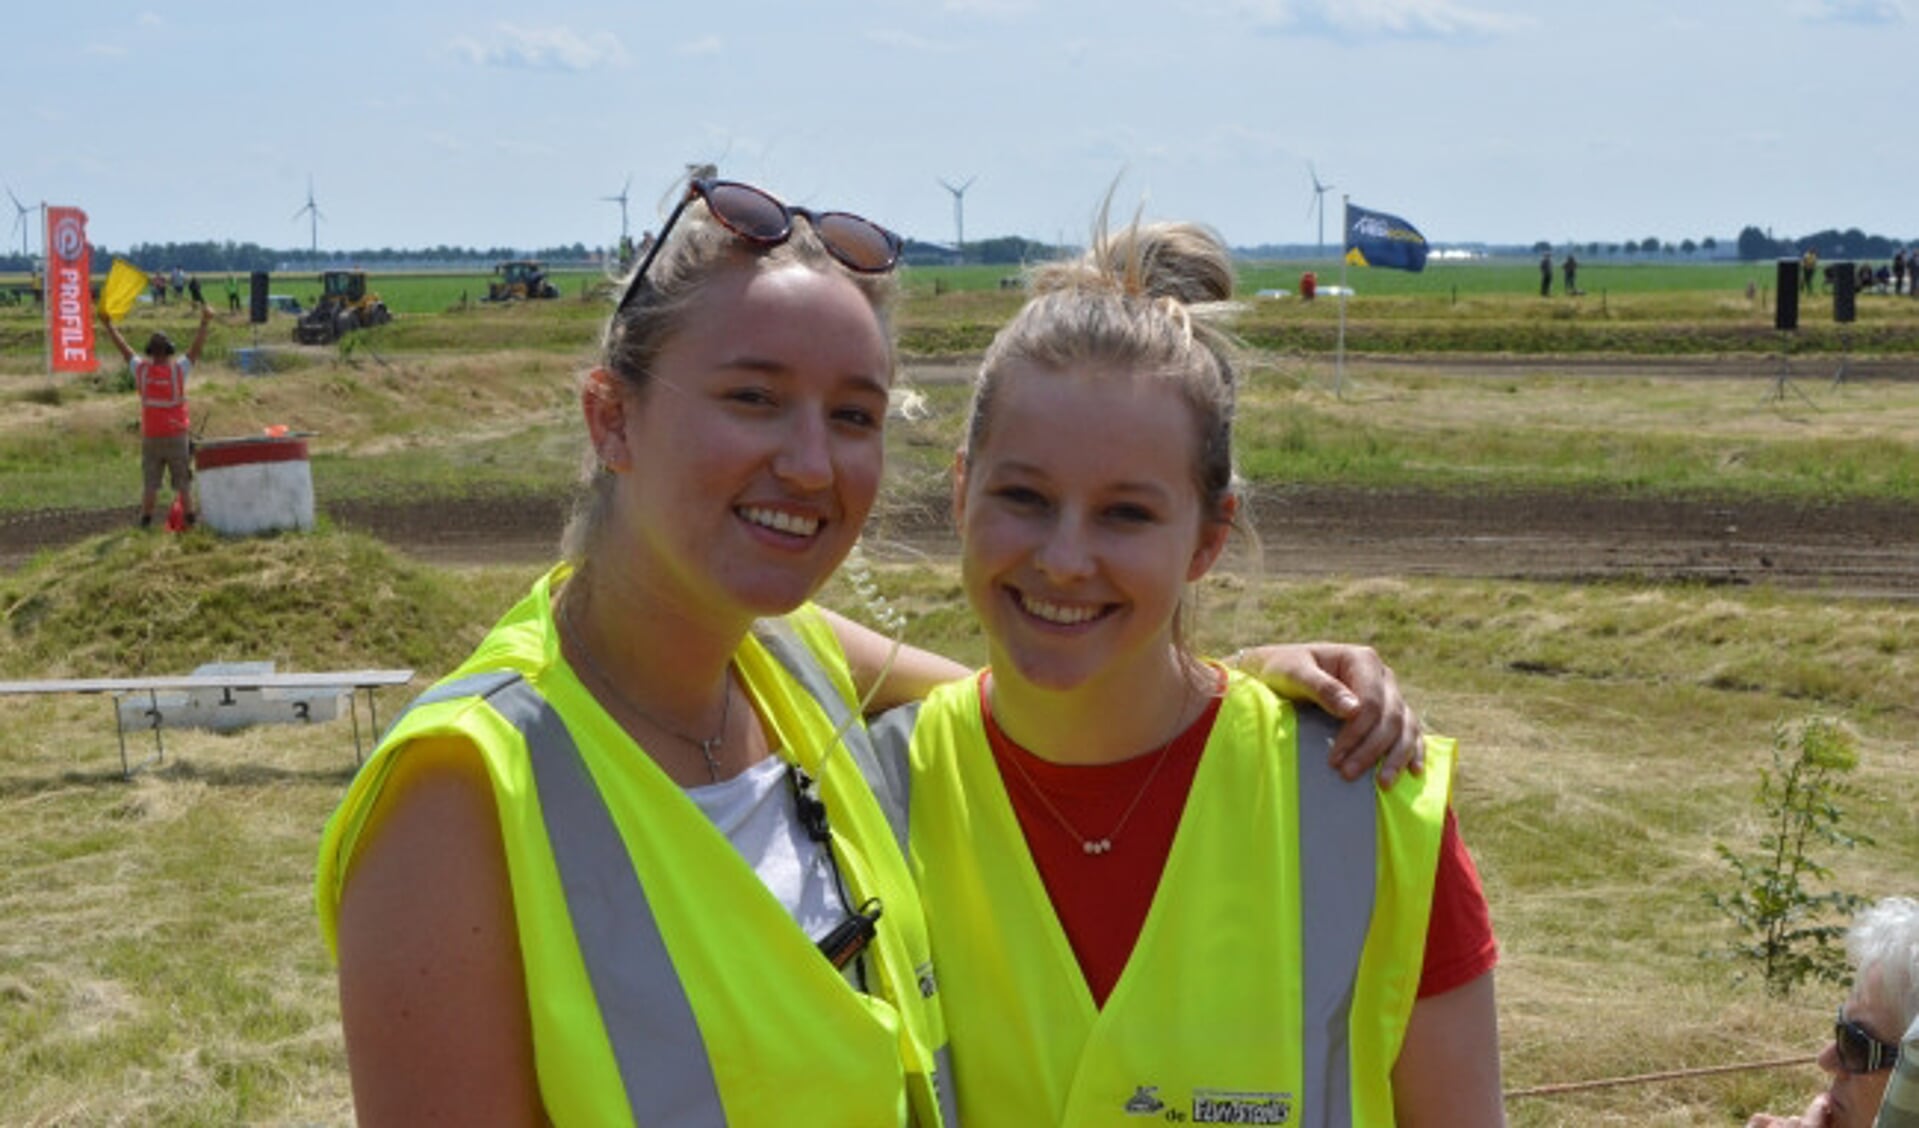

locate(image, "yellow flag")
(100, 259), (150, 321)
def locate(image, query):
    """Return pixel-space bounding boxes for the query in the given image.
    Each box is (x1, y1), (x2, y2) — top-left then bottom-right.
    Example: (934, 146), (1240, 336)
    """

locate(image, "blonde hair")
(561, 182), (902, 563)
(964, 203), (1241, 524)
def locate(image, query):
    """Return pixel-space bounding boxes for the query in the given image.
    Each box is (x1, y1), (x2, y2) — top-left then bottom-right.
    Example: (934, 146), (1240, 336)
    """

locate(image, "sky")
(6, 1), (1915, 257)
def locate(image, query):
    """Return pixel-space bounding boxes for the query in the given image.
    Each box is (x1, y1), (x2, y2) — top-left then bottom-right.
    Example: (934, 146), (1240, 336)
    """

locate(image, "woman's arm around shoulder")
(821, 607), (970, 714)
(1227, 642), (1425, 785)
(1392, 970), (1505, 1128)
(335, 734), (549, 1127)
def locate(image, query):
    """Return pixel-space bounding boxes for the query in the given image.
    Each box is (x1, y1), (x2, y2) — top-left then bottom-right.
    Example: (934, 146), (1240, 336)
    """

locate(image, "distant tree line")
(1534, 237), (1721, 257)
(0, 235), (1068, 275)
(1735, 226), (1913, 262)
(0, 239), (605, 275)
(901, 235), (1061, 268)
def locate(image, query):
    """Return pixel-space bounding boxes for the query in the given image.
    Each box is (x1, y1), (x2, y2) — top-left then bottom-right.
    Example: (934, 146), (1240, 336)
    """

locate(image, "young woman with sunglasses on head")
(314, 176), (1426, 1126)
(893, 210), (1504, 1126)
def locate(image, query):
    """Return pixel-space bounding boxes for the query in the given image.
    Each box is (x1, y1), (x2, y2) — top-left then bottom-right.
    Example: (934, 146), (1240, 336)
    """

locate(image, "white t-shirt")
(687, 756), (846, 947)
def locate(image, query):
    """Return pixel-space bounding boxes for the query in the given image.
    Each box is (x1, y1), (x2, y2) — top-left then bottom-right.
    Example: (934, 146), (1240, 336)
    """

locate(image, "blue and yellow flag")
(1345, 203), (1428, 272)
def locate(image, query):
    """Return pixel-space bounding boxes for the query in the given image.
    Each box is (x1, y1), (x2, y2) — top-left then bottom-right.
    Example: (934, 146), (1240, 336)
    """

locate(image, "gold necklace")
(995, 679), (1194, 857)
(560, 593), (733, 782)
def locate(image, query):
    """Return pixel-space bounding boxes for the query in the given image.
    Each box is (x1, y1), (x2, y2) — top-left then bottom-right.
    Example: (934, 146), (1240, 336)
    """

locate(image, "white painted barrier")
(194, 435), (314, 536)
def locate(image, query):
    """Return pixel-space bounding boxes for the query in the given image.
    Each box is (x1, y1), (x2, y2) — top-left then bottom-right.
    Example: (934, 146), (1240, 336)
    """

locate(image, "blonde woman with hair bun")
(895, 206), (1505, 1126)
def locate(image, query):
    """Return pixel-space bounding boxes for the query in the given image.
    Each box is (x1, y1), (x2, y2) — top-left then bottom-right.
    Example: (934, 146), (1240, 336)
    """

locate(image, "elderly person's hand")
(1747, 1091), (1832, 1127)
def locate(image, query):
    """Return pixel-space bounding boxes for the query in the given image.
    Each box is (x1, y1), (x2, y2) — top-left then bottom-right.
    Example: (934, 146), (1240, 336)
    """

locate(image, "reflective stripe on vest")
(139, 361), (185, 408)
(751, 620), (913, 853)
(411, 670), (726, 1125)
(744, 622), (959, 1128)
(1294, 706), (1376, 1128)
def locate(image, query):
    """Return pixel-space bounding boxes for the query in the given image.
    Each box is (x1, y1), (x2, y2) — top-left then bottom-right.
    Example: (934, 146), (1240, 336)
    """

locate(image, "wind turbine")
(6, 188), (30, 257)
(603, 175), (632, 246)
(292, 176), (323, 256)
(1307, 163), (1335, 259)
(939, 176), (975, 262)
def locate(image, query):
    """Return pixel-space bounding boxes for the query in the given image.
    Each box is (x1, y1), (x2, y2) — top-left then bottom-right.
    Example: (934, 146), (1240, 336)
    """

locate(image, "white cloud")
(676, 35), (724, 56)
(450, 24), (629, 71)
(1790, 0), (1906, 24)
(136, 12), (162, 27)
(1236, 0), (1531, 40)
(84, 42), (128, 57)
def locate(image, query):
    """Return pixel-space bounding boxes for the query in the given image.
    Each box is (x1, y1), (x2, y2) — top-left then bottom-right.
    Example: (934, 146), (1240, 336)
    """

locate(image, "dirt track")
(7, 359), (1915, 597)
(8, 486), (1916, 600)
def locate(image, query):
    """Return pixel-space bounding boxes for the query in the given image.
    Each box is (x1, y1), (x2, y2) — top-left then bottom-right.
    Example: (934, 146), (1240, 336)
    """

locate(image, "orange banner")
(45, 206), (95, 373)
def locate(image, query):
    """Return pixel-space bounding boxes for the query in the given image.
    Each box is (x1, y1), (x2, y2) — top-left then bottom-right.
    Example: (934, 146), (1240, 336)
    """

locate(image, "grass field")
(6, 334), (1917, 518)
(2, 265), (1916, 1124)
(8, 259), (1919, 363)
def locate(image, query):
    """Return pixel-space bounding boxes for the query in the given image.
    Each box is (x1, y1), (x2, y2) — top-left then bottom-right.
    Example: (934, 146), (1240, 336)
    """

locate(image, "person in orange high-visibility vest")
(99, 303), (212, 529)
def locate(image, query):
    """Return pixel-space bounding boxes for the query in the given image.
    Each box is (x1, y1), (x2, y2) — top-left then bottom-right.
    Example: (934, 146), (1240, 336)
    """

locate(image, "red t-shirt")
(980, 675), (1498, 1007)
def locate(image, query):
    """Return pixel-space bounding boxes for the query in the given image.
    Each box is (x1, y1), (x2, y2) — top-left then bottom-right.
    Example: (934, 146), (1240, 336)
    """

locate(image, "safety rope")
(1505, 1053), (1819, 1100)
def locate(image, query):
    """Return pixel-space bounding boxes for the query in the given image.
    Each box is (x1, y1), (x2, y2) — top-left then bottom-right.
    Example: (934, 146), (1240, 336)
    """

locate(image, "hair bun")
(1123, 222), (1235, 306)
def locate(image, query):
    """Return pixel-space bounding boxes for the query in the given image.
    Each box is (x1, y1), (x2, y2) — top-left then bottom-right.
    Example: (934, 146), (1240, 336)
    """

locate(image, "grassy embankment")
(1, 262), (1916, 1124)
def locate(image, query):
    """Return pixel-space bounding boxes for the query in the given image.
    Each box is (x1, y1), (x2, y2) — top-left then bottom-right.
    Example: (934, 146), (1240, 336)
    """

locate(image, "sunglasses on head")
(616, 178), (903, 313)
(1835, 1006), (1902, 1074)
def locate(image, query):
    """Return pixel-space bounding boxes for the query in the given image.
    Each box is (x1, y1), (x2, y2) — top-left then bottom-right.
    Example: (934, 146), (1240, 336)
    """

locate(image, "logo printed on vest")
(1123, 1085), (1166, 1115)
(1191, 1089), (1292, 1124)
(915, 960), (937, 999)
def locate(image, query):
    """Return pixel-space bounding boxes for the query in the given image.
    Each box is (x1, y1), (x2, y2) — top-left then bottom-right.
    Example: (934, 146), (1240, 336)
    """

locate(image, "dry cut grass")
(1, 534), (543, 1124)
(1, 533), (1914, 1124)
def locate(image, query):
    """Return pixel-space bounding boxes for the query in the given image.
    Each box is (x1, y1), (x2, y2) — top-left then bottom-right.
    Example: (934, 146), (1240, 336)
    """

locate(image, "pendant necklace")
(561, 593), (733, 782)
(997, 681), (1193, 856)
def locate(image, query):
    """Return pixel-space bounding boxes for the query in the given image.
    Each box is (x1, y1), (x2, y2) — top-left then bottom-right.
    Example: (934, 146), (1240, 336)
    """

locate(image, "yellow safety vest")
(317, 564), (953, 1127)
(903, 671), (1451, 1127)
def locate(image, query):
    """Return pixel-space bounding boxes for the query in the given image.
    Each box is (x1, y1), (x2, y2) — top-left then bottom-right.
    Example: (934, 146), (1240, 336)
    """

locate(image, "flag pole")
(1335, 195), (1349, 400)
(40, 204), (51, 381)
